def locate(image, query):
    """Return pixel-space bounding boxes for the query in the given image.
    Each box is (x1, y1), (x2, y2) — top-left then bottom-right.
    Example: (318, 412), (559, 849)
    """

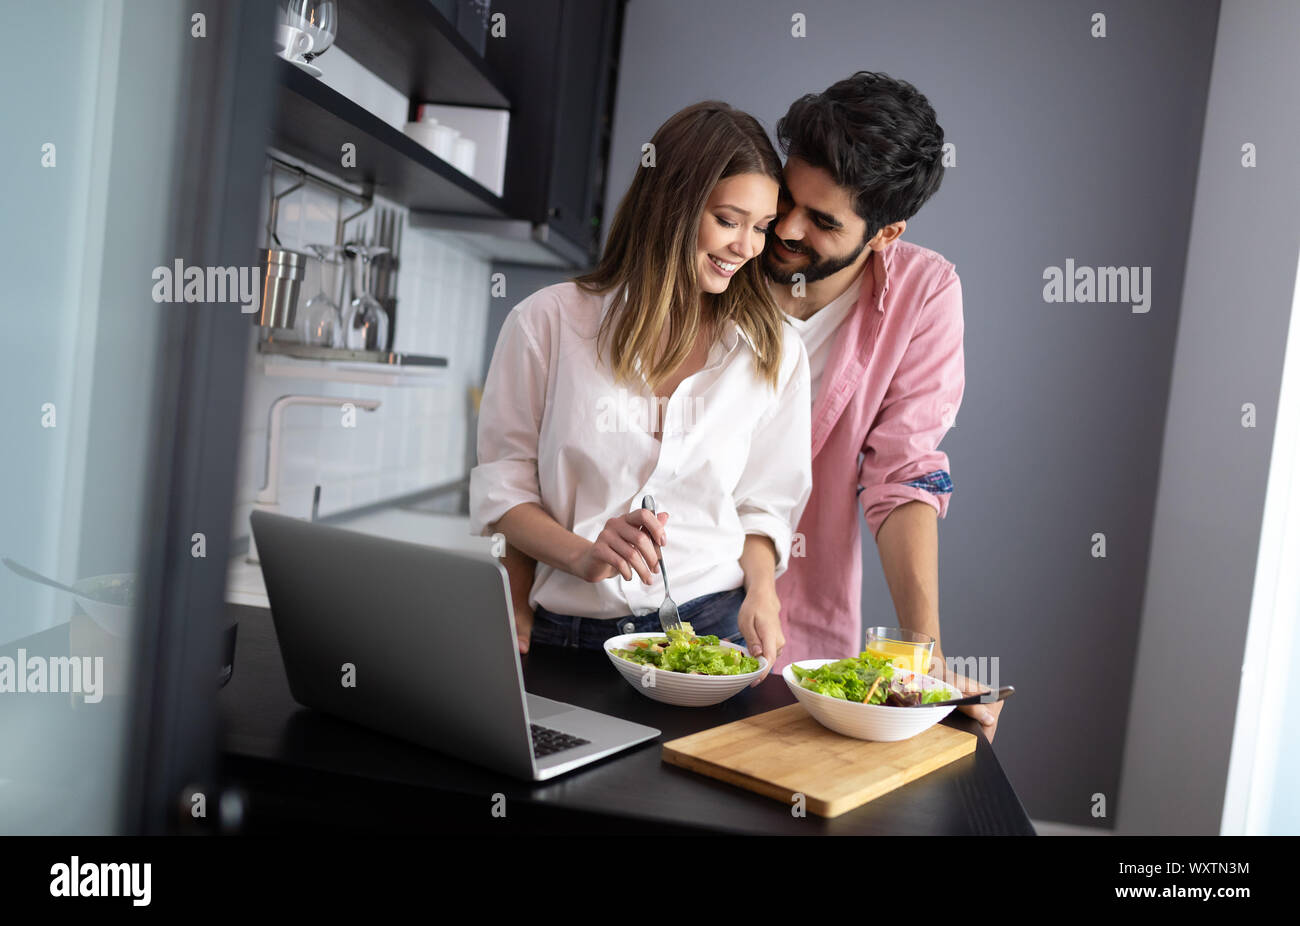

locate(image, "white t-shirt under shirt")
(782, 265), (866, 406)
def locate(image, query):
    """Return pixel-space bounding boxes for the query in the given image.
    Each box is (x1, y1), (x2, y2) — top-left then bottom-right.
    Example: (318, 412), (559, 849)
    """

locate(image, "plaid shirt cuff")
(858, 469), (953, 496)
(903, 469), (953, 493)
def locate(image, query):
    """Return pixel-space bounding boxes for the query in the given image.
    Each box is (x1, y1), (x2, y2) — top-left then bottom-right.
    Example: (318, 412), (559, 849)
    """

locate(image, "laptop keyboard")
(530, 723), (591, 758)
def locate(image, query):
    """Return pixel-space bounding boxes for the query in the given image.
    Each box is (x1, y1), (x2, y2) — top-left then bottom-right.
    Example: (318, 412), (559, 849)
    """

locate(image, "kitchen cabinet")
(484, 0), (625, 266)
(270, 58), (508, 216)
(330, 0), (510, 109)
(269, 1), (624, 269)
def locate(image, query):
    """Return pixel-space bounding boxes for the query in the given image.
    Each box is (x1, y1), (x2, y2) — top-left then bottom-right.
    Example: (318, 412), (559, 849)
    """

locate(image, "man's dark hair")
(776, 71), (945, 241)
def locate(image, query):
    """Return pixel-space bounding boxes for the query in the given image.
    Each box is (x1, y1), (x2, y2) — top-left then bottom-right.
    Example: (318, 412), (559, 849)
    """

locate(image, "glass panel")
(0, 0), (268, 834)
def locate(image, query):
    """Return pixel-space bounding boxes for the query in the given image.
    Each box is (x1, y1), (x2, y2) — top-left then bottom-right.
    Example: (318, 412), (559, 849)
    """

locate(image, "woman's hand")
(738, 585), (784, 685)
(737, 535), (782, 684)
(500, 541), (538, 654)
(494, 503), (667, 586)
(572, 510), (669, 583)
(511, 594), (534, 654)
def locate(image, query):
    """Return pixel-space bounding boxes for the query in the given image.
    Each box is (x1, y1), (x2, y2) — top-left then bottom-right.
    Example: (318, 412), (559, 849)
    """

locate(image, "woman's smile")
(707, 254), (741, 277)
(695, 172), (777, 293)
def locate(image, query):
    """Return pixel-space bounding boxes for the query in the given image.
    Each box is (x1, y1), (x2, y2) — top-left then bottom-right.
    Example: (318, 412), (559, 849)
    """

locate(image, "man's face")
(763, 155), (872, 286)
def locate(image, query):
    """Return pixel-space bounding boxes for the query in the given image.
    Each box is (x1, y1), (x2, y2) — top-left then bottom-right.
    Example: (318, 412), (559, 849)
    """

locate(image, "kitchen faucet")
(246, 393), (382, 564)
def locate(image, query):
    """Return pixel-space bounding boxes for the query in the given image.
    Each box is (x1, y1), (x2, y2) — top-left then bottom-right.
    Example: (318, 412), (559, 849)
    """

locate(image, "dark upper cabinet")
(329, 0), (511, 108)
(270, 0), (622, 268)
(486, 0), (624, 265)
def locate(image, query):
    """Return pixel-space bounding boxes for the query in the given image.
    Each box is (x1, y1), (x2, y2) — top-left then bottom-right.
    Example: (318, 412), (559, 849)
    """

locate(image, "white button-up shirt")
(469, 281), (813, 620)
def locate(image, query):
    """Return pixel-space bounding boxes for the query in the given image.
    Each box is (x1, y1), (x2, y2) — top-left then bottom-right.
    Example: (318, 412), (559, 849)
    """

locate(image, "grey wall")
(1118, 0), (1300, 835)
(482, 262), (580, 382)
(606, 0), (1220, 826)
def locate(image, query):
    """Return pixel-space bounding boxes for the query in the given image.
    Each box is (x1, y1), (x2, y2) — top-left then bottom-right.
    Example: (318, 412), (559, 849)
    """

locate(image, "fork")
(640, 495), (682, 632)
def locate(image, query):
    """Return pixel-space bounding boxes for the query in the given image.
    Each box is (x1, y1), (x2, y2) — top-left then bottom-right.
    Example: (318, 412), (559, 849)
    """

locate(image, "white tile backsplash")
(237, 191), (488, 543)
(233, 52), (492, 544)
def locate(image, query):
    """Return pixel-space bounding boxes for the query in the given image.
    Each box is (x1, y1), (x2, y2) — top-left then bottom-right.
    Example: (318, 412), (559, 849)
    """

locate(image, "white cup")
(275, 23), (315, 61)
(453, 137), (477, 176)
(430, 124), (460, 161)
(403, 120), (439, 152)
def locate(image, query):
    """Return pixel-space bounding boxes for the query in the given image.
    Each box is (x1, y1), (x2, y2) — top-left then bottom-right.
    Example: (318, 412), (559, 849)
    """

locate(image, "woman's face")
(695, 173), (779, 294)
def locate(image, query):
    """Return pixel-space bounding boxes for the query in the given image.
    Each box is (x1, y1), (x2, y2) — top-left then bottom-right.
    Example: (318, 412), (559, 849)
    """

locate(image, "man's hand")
(738, 586), (784, 686)
(930, 649), (1003, 743)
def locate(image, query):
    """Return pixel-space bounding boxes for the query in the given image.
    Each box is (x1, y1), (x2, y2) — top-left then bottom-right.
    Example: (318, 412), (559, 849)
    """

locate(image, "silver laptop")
(250, 510), (660, 780)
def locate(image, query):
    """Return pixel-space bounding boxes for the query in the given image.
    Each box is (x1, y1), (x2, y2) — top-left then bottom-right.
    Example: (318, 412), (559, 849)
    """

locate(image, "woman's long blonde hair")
(575, 101), (786, 390)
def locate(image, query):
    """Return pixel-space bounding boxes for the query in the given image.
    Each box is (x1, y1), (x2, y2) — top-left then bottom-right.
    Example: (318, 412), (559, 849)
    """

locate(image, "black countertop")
(218, 605), (1036, 835)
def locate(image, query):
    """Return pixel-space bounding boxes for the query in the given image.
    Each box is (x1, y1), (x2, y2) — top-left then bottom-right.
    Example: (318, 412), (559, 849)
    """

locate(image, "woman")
(469, 101), (812, 678)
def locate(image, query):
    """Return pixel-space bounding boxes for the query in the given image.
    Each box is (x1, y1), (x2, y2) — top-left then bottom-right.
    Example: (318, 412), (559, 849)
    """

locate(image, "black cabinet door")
(486, 0), (623, 264)
(546, 0), (620, 252)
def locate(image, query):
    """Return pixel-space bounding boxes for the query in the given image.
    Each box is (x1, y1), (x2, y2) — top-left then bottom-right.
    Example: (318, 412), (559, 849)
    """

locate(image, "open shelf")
(257, 340), (447, 367)
(407, 212), (591, 269)
(255, 340), (449, 387)
(271, 58), (509, 216)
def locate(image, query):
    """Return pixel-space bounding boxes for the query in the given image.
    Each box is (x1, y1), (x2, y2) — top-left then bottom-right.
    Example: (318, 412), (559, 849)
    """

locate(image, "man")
(763, 71), (1004, 741)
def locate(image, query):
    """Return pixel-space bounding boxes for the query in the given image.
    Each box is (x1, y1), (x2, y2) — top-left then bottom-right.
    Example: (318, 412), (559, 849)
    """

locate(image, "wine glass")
(342, 244), (389, 351)
(297, 244), (347, 347)
(279, 0), (337, 64)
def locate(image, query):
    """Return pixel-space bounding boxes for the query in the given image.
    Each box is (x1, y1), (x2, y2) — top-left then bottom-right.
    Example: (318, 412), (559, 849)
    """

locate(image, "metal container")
(258, 247), (308, 329)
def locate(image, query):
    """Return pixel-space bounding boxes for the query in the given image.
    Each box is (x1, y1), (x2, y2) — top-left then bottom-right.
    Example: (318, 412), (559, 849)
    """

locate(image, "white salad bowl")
(69, 572), (136, 637)
(783, 658), (965, 742)
(603, 632), (767, 707)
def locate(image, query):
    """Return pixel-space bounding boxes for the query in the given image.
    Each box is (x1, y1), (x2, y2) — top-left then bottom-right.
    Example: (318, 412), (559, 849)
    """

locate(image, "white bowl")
(603, 632), (767, 707)
(70, 573), (136, 637)
(783, 659), (964, 741)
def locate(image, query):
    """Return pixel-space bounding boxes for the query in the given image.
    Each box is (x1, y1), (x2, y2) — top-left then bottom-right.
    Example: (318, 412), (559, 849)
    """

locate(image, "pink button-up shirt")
(774, 238), (964, 670)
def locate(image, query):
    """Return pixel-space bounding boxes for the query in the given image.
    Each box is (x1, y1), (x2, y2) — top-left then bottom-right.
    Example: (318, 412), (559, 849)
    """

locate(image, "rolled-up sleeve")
(858, 269), (964, 540)
(468, 304), (549, 536)
(734, 333), (813, 576)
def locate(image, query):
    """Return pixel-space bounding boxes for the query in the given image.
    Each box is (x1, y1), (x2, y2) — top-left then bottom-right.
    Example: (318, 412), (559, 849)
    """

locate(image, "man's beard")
(763, 230), (870, 285)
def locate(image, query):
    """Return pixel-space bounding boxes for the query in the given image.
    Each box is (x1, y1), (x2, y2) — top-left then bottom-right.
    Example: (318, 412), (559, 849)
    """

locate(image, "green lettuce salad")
(613, 623), (759, 676)
(791, 652), (953, 706)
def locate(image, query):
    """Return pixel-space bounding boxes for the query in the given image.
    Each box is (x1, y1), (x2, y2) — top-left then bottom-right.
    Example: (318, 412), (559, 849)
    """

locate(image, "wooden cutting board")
(662, 703), (977, 817)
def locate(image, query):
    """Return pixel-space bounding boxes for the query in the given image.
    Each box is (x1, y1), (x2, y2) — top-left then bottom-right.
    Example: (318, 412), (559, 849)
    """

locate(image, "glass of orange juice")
(864, 627), (934, 675)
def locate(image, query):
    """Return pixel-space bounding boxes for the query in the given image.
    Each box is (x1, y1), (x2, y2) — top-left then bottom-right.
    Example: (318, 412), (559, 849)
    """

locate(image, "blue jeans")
(531, 587), (746, 650)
